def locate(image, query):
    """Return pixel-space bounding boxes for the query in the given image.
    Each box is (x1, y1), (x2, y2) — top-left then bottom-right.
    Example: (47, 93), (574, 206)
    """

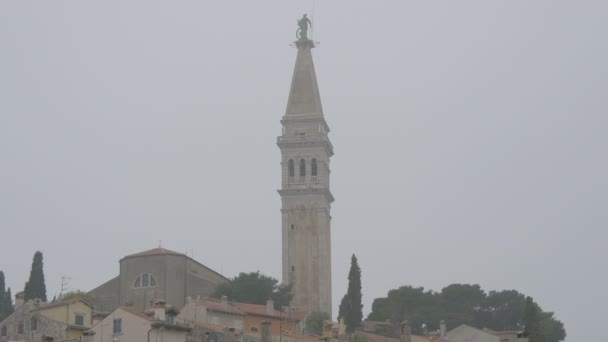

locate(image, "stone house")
(177, 297), (307, 336)
(88, 247), (228, 312)
(0, 297), (93, 342)
(85, 301), (190, 342)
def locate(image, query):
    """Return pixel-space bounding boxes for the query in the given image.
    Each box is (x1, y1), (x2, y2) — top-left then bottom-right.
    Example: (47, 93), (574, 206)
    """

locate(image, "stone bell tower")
(278, 37), (333, 316)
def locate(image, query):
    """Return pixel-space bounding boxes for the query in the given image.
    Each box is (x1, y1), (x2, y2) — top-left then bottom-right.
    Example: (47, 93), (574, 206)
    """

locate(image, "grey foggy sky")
(1, 1), (606, 341)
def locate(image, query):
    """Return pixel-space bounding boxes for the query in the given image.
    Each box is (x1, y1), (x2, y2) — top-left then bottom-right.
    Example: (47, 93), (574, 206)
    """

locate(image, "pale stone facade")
(278, 39), (333, 316)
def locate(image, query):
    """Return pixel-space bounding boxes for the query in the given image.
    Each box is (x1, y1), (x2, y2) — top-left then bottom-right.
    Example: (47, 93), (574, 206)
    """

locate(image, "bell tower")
(278, 37), (333, 316)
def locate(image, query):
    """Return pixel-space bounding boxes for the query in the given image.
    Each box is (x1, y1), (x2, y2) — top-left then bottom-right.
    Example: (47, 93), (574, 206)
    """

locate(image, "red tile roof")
(120, 306), (155, 321)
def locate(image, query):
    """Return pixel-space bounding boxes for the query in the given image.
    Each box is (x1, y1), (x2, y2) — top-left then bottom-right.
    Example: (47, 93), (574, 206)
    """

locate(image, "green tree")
(540, 312), (566, 342)
(338, 254), (363, 333)
(523, 297), (543, 342)
(367, 285), (565, 341)
(441, 284), (486, 328)
(367, 286), (443, 335)
(24, 251), (47, 302)
(62, 290), (96, 304)
(0, 271), (14, 320)
(305, 311), (330, 335)
(211, 271), (293, 309)
(482, 290), (527, 331)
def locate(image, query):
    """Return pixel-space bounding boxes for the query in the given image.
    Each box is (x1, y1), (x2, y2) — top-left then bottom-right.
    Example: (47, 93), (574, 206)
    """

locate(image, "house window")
(291, 266), (295, 272)
(288, 159), (295, 177)
(31, 318), (38, 331)
(1, 325), (7, 336)
(134, 273), (158, 288)
(299, 159), (306, 177)
(311, 158), (317, 176)
(18, 321), (24, 334)
(250, 326), (258, 333)
(113, 318), (122, 334)
(291, 224), (295, 230)
(75, 313), (84, 326)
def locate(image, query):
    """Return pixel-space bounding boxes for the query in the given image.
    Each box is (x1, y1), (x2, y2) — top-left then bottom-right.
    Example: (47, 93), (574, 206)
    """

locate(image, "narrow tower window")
(300, 159), (306, 177)
(291, 224), (295, 230)
(311, 158), (318, 177)
(288, 159), (295, 177)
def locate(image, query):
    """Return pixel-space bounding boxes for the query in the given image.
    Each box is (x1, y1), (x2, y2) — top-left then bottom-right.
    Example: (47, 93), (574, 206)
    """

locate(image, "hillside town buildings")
(0, 22), (535, 342)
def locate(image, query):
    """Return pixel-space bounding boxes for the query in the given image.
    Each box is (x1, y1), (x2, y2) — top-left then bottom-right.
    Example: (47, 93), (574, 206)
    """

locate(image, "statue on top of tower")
(296, 14), (312, 40)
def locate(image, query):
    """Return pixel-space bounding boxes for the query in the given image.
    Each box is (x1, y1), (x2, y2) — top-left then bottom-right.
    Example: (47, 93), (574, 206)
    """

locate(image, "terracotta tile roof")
(120, 306), (155, 321)
(119, 248), (228, 281)
(31, 298), (93, 312)
(123, 248), (185, 258)
(232, 302), (285, 318)
(201, 298), (246, 316)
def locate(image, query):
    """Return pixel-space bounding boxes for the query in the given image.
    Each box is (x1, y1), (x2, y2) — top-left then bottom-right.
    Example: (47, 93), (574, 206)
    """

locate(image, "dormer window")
(134, 273), (158, 288)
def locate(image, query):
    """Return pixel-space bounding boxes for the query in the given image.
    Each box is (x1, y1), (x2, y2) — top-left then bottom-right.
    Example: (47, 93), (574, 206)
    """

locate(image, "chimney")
(221, 295), (228, 309)
(82, 330), (95, 342)
(15, 291), (24, 309)
(92, 313), (108, 326)
(400, 321), (412, 342)
(261, 321), (271, 342)
(266, 299), (274, 315)
(154, 299), (166, 321)
(440, 320), (447, 337)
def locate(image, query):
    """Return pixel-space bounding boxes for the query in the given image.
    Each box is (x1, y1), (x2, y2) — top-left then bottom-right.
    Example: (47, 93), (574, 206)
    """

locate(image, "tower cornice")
(277, 188), (335, 203)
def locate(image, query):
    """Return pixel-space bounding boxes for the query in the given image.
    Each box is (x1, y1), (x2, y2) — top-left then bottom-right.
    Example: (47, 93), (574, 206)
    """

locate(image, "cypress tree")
(0, 271), (14, 320)
(3, 288), (13, 317)
(24, 251), (47, 302)
(0, 271), (5, 320)
(338, 254), (363, 333)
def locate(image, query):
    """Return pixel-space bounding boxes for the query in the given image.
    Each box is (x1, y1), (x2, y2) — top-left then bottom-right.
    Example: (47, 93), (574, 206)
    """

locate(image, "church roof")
(123, 248), (185, 259)
(285, 39), (323, 116)
(120, 248), (228, 281)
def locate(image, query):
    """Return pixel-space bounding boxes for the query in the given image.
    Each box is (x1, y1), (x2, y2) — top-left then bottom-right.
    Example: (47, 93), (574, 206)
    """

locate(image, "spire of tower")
(285, 40), (323, 116)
